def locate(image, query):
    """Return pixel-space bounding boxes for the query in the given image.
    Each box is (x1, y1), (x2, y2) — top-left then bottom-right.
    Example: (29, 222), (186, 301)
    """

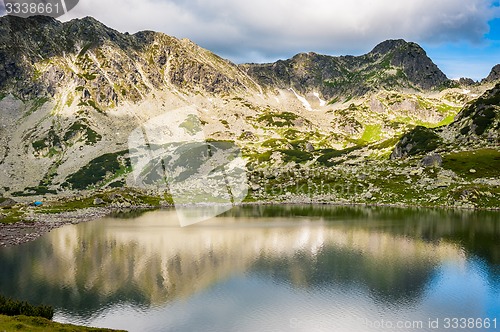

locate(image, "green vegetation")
(25, 97), (49, 118)
(35, 189), (169, 214)
(316, 147), (361, 167)
(64, 151), (129, 190)
(360, 124), (382, 143)
(78, 42), (94, 57)
(31, 129), (61, 154)
(278, 149), (313, 163)
(0, 295), (53, 320)
(63, 121), (102, 145)
(257, 111), (302, 127)
(0, 315), (124, 332)
(0, 210), (24, 224)
(65, 93), (75, 107)
(78, 73), (97, 80)
(13, 186), (57, 196)
(473, 106), (496, 135)
(442, 149), (500, 179)
(398, 126), (441, 156)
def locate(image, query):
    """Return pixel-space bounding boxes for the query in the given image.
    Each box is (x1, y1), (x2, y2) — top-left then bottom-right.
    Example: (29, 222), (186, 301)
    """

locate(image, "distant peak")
(370, 39), (423, 55)
(483, 64), (500, 83)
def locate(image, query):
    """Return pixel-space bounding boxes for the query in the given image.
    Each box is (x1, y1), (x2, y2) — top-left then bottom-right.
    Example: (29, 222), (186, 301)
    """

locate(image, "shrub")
(0, 294), (54, 320)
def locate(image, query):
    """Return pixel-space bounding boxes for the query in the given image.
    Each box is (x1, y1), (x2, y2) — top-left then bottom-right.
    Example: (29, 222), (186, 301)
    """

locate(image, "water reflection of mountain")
(0, 206), (497, 318)
(225, 205), (500, 264)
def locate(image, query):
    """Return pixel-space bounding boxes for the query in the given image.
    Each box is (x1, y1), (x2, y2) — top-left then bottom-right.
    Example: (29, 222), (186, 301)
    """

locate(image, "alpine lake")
(0, 205), (499, 332)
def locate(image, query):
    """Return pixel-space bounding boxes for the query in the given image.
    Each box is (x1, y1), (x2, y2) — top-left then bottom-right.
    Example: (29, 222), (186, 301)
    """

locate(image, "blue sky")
(4, 0), (499, 80)
(423, 17), (500, 79)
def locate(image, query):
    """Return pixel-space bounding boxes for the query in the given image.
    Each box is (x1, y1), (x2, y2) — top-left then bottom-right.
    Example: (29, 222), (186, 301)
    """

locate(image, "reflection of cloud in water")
(18, 209), (468, 313)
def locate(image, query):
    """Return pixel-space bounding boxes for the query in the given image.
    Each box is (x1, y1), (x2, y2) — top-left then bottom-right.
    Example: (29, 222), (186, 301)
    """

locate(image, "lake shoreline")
(1, 200), (499, 248)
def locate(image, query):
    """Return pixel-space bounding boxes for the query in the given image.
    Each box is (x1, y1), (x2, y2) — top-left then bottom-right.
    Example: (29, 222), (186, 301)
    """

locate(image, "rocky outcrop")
(483, 64), (500, 83)
(391, 126), (442, 159)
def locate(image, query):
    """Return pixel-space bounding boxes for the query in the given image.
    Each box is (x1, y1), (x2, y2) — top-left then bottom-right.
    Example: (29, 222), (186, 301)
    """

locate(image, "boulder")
(0, 198), (17, 208)
(420, 154), (442, 167)
(93, 198), (104, 205)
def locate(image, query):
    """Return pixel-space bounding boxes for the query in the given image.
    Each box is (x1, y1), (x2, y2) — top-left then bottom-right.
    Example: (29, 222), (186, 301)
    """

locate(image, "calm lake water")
(0, 206), (499, 332)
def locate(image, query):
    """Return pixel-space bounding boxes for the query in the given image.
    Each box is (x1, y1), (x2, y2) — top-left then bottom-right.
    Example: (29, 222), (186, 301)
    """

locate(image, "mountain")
(241, 39), (449, 101)
(0, 15), (498, 209)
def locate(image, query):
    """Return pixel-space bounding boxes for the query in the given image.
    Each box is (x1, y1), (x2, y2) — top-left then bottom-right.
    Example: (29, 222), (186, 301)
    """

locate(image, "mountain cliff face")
(0, 15), (258, 102)
(0, 15), (498, 209)
(484, 64), (500, 83)
(240, 39), (449, 100)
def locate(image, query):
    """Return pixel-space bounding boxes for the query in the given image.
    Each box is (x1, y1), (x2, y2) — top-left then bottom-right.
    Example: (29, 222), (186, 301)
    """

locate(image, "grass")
(0, 315), (124, 331)
(32, 129), (61, 153)
(257, 111), (301, 127)
(278, 149), (313, 163)
(316, 146), (361, 167)
(442, 149), (500, 179)
(360, 124), (382, 143)
(473, 106), (496, 136)
(35, 189), (168, 214)
(25, 97), (49, 118)
(63, 122), (102, 145)
(64, 151), (129, 190)
(0, 210), (25, 224)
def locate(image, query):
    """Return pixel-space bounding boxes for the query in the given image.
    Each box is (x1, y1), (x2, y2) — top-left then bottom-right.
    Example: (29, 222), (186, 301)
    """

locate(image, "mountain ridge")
(241, 38), (450, 100)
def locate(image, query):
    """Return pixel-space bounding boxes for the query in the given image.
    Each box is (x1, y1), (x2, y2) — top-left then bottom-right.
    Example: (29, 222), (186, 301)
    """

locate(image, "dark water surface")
(0, 206), (499, 331)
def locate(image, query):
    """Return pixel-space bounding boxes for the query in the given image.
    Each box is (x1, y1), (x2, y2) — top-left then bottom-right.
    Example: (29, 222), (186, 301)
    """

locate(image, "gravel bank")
(0, 207), (117, 248)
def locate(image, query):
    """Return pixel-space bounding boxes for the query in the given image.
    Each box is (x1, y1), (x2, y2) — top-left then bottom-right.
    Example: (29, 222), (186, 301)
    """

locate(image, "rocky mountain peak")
(369, 39), (411, 55)
(368, 39), (448, 90)
(483, 64), (500, 83)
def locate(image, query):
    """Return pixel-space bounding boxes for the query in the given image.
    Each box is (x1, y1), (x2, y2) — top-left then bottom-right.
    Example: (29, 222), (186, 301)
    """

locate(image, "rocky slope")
(0, 15), (498, 209)
(392, 82), (500, 158)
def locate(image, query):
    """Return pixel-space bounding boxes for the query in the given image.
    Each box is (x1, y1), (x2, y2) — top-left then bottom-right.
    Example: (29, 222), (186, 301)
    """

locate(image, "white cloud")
(60, 0), (499, 64)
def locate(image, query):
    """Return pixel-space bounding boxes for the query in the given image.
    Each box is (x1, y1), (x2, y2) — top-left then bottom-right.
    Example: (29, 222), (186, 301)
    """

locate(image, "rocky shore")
(0, 207), (119, 248)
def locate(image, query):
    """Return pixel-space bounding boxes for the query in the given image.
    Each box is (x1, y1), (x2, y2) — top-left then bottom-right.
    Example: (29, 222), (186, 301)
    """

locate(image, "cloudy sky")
(7, 0), (500, 79)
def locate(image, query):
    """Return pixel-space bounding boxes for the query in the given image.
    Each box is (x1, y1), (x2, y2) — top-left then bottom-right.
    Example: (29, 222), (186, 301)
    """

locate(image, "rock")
(109, 193), (123, 201)
(305, 142), (314, 152)
(469, 169), (477, 173)
(483, 64), (500, 83)
(93, 198), (104, 205)
(409, 169), (423, 176)
(251, 184), (261, 191)
(435, 174), (453, 188)
(457, 77), (476, 86)
(420, 154), (443, 167)
(0, 198), (17, 208)
(240, 131), (256, 141)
